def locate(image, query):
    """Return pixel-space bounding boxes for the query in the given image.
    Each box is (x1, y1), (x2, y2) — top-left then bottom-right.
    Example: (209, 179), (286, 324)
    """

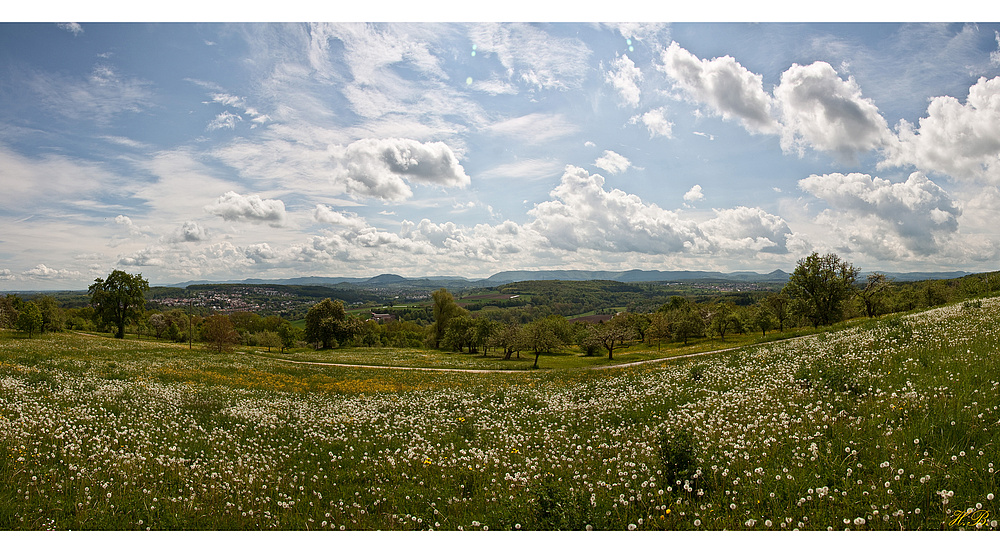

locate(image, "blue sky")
(3, 12), (1000, 289)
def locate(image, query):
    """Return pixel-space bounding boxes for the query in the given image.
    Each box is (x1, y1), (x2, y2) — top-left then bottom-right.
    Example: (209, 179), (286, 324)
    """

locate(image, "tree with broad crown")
(646, 311), (673, 350)
(442, 315), (476, 353)
(16, 301), (43, 338)
(763, 292), (791, 332)
(492, 322), (526, 360)
(523, 316), (568, 369)
(673, 309), (705, 345)
(88, 270), (149, 339)
(305, 298), (359, 349)
(202, 314), (240, 353)
(473, 317), (501, 357)
(255, 330), (282, 352)
(857, 272), (892, 318)
(431, 288), (466, 349)
(591, 314), (636, 360)
(708, 302), (741, 341)
(277, 322), (299, 353)
(782, 252), (859, 327)
(750, 303), (776, 338)
(149, 313), (168, 338)
(0, 294), (21, 329)
(305, 298), (344, 348)
(37, 295), (65, 333)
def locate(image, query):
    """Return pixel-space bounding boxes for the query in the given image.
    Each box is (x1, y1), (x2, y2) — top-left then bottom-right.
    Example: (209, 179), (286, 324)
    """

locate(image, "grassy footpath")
(252, 323), (849, 372)
(0, 299), (998, 530)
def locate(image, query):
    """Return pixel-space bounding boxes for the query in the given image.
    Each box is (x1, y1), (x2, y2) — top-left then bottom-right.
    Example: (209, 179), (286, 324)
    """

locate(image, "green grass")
(82, 322), (820, 372)
(1, 298), (998, 531)
(257, 340), (739, 371)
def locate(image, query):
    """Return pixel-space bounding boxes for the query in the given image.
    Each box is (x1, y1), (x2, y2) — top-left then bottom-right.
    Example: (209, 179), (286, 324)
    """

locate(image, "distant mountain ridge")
(483, 269), (792, 284)
(159, 268), (971, 288)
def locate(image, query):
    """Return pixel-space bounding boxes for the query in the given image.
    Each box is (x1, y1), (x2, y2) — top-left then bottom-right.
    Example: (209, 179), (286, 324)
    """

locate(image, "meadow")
(254, 332), (766, 372)
(0, 298), (998, 531)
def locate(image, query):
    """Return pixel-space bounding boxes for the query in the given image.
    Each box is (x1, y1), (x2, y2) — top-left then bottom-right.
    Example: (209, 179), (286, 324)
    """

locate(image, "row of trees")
(1, 270), (307, 353)
(5, 256), (998, 360)
(1, 294), (68, 338)
(301, 289), (641, 367)
(415, 252), (999, 363)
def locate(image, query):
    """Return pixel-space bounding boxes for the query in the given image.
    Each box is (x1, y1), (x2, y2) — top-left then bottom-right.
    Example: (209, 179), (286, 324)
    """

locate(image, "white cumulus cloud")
(605, 53), (642, 107)
(206, 191), (287, 227)
(882, 76), (1000, 184)
(992, 31), (1000, 67)
(631, 107), (674, 139)
(798, 171), (960, 257)
(659, 42), (778, 134)
(683, 185), (704, 202)
(23, 264), (81, 279)
(313, 204), (370, 232)
(114, 215), (150, 237)
(244, 243), (278, 263)
(527, 165), (702, 254)
(117, 246), (166, 267)
(594, 150), (632, 175)
(699, 206), (792, 254)
(775, 61), (891, 159)
(166, 221), (210, 243)
(334, 138), (471, 201)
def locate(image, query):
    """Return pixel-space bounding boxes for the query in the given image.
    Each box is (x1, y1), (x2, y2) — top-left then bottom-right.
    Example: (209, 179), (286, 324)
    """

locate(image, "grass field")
(1, 298), (998, 531)
(255, 333), (768, 372)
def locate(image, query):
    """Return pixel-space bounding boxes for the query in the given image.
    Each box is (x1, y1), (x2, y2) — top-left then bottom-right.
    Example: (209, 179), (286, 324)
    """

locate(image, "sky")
(3, 9), (1000, 289)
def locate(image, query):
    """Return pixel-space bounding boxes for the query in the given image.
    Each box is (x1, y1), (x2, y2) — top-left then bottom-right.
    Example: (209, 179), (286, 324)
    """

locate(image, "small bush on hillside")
(962, 299), (983, 310)
(657, 428), (696, 486)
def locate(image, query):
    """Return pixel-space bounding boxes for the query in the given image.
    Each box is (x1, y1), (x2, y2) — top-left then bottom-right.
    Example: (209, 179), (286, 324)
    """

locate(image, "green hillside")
(0, 297), (997, 530)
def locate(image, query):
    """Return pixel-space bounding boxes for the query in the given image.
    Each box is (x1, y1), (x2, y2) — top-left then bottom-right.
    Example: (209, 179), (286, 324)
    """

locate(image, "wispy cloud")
(99, 135), (149, 149)
(469, 23), (592, 92)
(478, 159), (564, 181)
(28, 64), (154, 126)
(487, 113), (579, 144)
(206, 111), (242, 131)
(56, 23), (83, 35)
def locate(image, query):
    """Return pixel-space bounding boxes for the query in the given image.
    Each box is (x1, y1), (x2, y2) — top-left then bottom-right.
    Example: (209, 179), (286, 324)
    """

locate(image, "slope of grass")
(0, 298), (997, 530)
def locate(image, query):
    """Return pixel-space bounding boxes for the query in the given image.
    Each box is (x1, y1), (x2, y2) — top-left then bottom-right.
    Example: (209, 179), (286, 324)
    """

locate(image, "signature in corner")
(948, 509), (992, 527)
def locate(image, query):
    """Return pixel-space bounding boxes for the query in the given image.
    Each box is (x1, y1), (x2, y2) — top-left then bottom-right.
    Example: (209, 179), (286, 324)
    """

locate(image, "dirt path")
(72, 330), (814, 374)
(253, 335), (814, 374)
(250, 356), (506, 373)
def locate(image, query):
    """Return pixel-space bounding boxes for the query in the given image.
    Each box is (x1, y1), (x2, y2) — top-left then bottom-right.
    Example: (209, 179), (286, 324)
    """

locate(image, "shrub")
(962, 299), (983, 310)
(530, 473), (590, 530)
(658, 428), (696, 485)
(456, 416), (477, 442)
